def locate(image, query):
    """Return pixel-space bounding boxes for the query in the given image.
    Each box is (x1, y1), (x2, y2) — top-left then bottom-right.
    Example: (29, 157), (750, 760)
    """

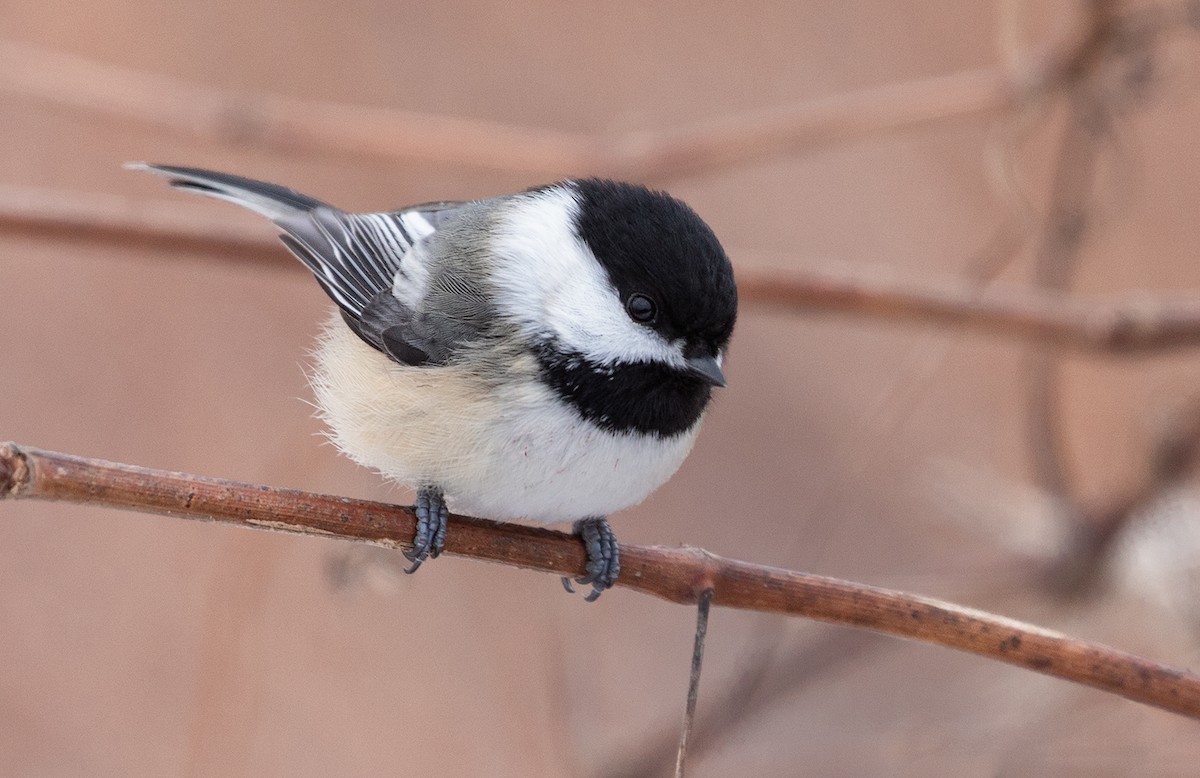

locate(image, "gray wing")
(131, 164), (491, 366)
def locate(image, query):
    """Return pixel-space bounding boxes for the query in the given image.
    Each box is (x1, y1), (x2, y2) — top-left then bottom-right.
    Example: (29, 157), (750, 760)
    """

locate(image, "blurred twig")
(607, 628), (884, 778)
(1023, 0), (1121, 499)
(1017, 0), (1183, 592)
(675, 589), (713, 778)
(1023, 93), (1109, 506)
(3, 442), (1200, 719)
(0, 184), (281, 262)
(5, 7), (1192, 181)
(0, 24), (1122, 183)
(743, 267), (1200, 354)
(0, 40), (595, 179)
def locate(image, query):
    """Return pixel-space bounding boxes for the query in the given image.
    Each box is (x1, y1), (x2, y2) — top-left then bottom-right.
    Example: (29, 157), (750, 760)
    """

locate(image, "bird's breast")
(311, 317), (703, 523)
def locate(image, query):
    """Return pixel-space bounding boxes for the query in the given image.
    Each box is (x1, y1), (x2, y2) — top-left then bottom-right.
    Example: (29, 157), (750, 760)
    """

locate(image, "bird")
(130, 164), (737, 600)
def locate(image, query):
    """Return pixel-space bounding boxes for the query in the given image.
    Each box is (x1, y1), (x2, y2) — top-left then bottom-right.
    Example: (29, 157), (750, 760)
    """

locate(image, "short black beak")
(685, 354), (727, 387)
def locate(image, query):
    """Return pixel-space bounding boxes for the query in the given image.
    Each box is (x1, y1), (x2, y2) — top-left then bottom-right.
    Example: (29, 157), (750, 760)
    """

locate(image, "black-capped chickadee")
(131, 164), (737, 600)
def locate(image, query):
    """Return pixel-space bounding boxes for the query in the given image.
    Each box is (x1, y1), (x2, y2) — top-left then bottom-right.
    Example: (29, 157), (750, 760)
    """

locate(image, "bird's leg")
(561, 516), (620, 602)
(405, 485), (448, 574)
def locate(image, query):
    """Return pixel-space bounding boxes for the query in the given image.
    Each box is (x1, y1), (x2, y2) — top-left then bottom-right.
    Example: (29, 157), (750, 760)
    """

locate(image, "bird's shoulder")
(344, 199), (500, 367)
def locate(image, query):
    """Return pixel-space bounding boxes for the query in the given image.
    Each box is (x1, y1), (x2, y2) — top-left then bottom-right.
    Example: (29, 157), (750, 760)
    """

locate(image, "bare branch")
(0, 31), (1087, 183)
(0, 40), (598, 179)
(1021, 0), (1127, 553)
(6, 7), (1190, 182)
(674, 589), (713, 778)
(603, 64), (1044, 181)
(3, 442), (1200, 719)
(1023, 90), (1108, 505)
(742, 266), (1200, 354)
(0, 184), (281, 263)
(608, 628), (884, 778)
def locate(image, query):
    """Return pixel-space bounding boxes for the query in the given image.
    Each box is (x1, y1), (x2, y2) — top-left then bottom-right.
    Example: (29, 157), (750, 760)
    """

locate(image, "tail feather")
(130, 162), (407, 320)
(125, 162), (328, 219)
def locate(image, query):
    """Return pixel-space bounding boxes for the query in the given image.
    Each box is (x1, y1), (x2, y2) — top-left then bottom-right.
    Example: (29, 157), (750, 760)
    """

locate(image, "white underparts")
(309, 315), (702, 523)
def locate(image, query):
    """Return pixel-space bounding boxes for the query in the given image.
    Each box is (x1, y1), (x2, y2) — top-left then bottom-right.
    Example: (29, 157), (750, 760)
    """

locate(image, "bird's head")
(488, 178), (738, 436)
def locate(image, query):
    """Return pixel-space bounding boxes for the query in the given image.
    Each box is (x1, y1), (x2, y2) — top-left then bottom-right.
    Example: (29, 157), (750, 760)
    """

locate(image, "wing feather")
(131, 163), (479, 366)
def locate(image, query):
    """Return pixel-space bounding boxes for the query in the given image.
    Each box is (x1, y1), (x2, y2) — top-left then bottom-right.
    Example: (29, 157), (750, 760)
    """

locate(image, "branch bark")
(3, 442), (1199, 719)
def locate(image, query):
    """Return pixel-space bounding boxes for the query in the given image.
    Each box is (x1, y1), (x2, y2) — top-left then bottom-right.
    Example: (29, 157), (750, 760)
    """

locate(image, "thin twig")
(604, 64), (1047, 181)
(0, 40), (597, 179)
(675, 589), (713, 778)
(1023, 92), (1108, 502)
(742, 266), (1200, 354)
(609, 628), (883, 778)
(0, 184), (281, 263)
(5, 8), (1192, 181)
(0, 32), (1090, 183)
(3, 442), (1200, 719)
(1021, 0), (1117, 541)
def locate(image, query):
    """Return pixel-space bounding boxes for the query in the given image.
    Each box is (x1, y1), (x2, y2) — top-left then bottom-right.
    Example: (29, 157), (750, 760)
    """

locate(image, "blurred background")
(4, 0), (1200, 774)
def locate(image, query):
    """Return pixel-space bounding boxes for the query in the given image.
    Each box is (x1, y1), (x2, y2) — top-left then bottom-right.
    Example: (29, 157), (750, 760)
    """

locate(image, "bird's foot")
(561, 516), (620, 602)
(404, 486), (448, 574)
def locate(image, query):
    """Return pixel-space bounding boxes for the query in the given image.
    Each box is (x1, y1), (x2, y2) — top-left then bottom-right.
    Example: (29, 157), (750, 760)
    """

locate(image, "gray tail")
(126, 162), (329, 220)
(130, 162), (411, 327)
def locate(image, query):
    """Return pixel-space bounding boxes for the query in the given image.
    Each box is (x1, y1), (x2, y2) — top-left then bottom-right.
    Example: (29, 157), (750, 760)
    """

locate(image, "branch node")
(0, 442), (29, 498)
(682, 546), (722, 603)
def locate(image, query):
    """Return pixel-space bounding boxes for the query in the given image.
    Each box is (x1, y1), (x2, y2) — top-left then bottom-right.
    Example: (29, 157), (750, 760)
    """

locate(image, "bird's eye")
(626, 293), (657, 323)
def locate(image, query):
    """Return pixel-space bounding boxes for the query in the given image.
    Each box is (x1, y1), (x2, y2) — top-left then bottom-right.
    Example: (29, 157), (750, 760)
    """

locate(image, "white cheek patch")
(488, 187), (685, 368)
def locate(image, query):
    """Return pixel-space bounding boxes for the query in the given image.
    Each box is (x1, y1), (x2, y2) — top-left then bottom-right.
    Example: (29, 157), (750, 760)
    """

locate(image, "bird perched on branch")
(131, 164), (737, 600)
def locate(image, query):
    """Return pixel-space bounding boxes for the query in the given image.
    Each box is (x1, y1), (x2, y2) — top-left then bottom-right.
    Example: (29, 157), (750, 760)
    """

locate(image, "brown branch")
(6, 7), (1189, 181)
(1022, 0), (1128, 571)
(3, 442), (1200, 719)
(0, 34), (1081, 183)
(614, 0), (1197, 181)
(0, 41), (598, 179)
(674, 589), (713, 778)
(742, 266), (1200, 354)
(0, 184), (282, 263)
(1023, 90), (1109, 506)
(603, 63), (1049, 181)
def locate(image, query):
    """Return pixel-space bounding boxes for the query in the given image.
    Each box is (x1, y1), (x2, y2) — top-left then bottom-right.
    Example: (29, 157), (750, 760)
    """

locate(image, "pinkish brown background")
(4, 1), (1200, 775)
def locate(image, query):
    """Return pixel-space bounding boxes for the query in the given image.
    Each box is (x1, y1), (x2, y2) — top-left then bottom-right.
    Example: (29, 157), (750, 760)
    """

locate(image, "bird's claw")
(405, 486), (448, 574)
(560, 517), (620, 601)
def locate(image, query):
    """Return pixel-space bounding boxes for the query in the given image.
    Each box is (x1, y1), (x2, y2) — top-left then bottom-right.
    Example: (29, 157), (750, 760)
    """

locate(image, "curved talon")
(566, 517), (620, 601)
(561, 576), (576, 594)
(405, 486), (448, 575)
